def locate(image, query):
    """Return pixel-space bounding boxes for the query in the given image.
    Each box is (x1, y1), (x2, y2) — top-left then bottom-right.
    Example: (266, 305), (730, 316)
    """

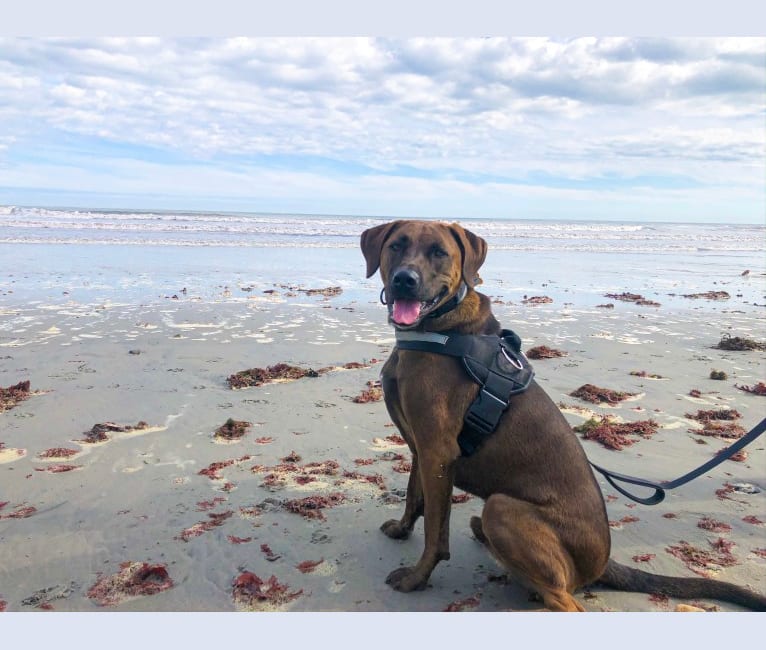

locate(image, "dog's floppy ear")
(449, 223), (487, 288)
(360, 220), (404, 278)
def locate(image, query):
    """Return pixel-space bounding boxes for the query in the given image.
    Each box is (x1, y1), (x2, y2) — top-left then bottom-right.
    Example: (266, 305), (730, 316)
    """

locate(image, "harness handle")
(589, 417), (766, 505)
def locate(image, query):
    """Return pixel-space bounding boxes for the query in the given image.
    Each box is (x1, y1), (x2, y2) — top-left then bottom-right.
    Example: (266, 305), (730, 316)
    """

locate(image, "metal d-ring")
(500, 346), (524, 370)
(379, 288), (387, 305)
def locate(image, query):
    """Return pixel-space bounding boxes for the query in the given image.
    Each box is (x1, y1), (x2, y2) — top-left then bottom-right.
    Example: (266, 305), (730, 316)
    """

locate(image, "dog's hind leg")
(480, 494), (585, 612)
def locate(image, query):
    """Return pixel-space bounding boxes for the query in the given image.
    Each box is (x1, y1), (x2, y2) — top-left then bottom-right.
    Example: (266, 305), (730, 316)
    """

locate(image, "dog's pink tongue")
(393, 299), (421, 325)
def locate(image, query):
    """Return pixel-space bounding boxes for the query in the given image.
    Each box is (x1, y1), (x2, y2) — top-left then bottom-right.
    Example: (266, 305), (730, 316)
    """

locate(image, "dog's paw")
(380, 519), (411, 539)
(385, 566), (428, 592)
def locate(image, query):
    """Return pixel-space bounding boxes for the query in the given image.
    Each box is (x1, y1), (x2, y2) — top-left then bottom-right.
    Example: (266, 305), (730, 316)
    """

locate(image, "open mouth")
(389, 287), (448, 327)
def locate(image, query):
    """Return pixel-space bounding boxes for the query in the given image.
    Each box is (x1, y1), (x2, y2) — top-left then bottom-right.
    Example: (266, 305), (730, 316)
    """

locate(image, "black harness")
(395, 328), (534, 456)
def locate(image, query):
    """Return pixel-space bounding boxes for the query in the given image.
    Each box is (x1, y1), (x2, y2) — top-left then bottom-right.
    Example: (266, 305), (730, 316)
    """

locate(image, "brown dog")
(361, 219), (766, 611)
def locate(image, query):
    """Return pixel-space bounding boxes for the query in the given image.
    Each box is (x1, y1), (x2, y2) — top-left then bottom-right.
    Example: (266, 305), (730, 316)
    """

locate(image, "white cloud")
(0, 37), (763, 220)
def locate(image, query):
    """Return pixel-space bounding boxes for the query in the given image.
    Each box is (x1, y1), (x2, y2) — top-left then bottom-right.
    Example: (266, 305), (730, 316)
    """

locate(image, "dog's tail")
(596, 559), (766, 611)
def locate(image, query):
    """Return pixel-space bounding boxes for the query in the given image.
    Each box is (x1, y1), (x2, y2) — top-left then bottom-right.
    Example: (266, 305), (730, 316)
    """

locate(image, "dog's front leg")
(381, 451), (423, 539)
(385, 440), (458, 592)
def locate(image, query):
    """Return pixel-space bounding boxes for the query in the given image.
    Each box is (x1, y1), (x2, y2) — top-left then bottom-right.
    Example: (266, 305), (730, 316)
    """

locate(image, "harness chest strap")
(394, 328), (534, 456)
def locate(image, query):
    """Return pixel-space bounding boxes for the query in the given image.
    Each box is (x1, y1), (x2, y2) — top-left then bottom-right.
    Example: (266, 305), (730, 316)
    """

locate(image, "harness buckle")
(465, 387), (509, 436)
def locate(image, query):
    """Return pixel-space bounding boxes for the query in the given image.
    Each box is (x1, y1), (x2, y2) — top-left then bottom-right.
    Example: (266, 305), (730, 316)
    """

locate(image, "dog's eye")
(431, 247), (448, 258)
(389, 242), (403, 252)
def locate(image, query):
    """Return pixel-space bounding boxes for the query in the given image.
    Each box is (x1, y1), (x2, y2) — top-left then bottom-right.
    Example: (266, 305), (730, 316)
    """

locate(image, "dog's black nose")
(392, 268), (420, 293)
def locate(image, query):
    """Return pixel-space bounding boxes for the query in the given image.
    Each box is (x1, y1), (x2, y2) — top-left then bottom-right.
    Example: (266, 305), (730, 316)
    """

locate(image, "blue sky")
(0, 37), (764, 223)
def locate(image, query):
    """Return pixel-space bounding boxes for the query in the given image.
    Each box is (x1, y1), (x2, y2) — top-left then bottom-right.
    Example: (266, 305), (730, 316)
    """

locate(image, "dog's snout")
(392, 268), (420, 293)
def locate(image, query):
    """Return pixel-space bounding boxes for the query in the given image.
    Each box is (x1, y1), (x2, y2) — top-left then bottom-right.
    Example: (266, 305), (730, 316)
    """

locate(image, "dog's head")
(360, 220), (487, 329)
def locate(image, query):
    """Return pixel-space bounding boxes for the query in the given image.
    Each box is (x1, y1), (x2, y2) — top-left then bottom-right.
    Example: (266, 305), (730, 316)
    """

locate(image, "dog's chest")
(382, 349), (474, 410)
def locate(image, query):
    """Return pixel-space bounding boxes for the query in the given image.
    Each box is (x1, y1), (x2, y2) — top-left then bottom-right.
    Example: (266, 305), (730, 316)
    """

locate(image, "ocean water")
(0, 206), (763, 309)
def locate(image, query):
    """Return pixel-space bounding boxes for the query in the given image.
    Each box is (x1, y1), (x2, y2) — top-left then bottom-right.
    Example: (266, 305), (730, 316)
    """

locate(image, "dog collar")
(426, 282), (468, 320)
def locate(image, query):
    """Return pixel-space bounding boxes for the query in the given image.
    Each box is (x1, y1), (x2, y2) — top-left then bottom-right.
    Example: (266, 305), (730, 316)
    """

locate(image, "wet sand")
(0, 285), (764, 612)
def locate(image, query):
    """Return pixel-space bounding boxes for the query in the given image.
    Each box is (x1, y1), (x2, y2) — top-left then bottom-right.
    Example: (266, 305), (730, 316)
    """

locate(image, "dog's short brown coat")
(361, 219), (766, 611)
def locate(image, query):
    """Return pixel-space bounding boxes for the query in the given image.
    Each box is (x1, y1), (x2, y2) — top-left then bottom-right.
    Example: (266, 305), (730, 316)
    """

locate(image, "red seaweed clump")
(522, 296), (553, 305)
(742, 515), (763, 525)
(697, 517), (732, 533)
(175, 511), (233, 542)
(79, 421), (148, 444)
(196, 497), (227, 511)
(666, 539), (738, 577)
(197, 455), (252, 481)
(352, 380), (383, 403)
(251, 458), (340, 489)
(632, 554), (656, 563)
(214, 418), (252, 441)
(573, 417), (658, 451)
(686, 409), (745, 440)
(296, 559), (324, 574)
(341, 471), (387, 491)
(302, 286), (342, 297)
(715, 483), (745, 502)
(443, 595), (481, 611)
(228, 535), (252, 544)
(227, 363), (321, 389)
(682, 291), (730, 300)
(451, 493), (472, 504)
(282, 493), (347, 521)
(630, 370), (665, 379)
(603, 292), (661, 307)
(228, 358), (376, 389)
(649, 593), (669, 606)
(751, 548), (766, 559)
(198, 459), (235, 480)
(604, 292), (644, 302)
(385, 434), (406, 445)
(231, 572), (303, 611)
(692, 421), (746, 440)
(735, 381), (766, 396)
(87, 562), (173, 606)
(0, 504), (37, 520)
(713, 334), (766, 352)
(392, 459), (412, 473)
(254, 436), (274, 444)
(281, 451), (302, 463)
(0, 380), (31, 413)
(715, 447), (747, 462)
(37, 447), (79, 459)
(569, 384), (636, 405)
(354, 458), (375, 466)
(685, 408), (741, 423)
(34, 464), (81, 473)
(526, 346), (567, 360)
(260, 544), (281, 561)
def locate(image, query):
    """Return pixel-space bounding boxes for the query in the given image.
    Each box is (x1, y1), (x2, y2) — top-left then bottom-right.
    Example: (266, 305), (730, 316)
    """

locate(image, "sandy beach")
(1, 259), (764, 612)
